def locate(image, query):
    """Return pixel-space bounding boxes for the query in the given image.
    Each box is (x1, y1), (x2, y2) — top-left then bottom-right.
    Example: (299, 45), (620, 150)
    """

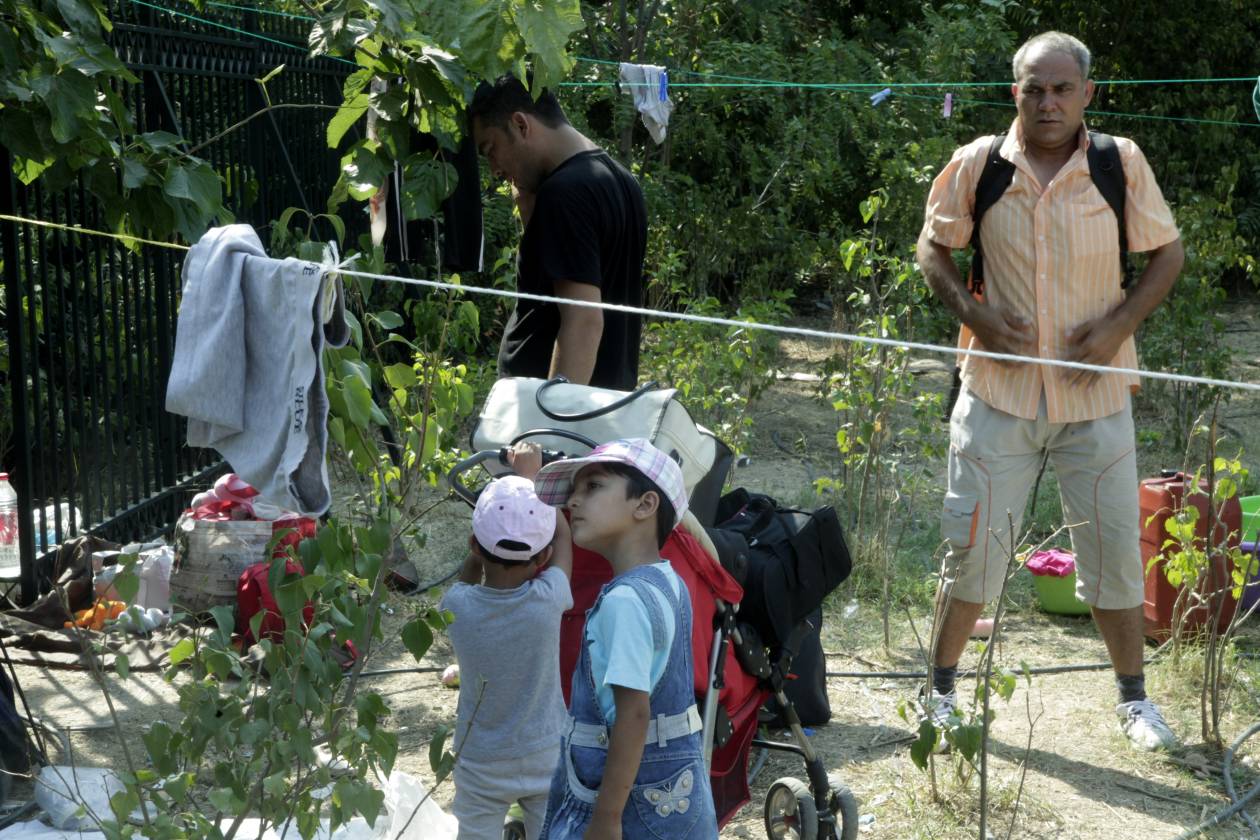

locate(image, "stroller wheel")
(764, 777), (817, 840)
(821, 774), (859, 840)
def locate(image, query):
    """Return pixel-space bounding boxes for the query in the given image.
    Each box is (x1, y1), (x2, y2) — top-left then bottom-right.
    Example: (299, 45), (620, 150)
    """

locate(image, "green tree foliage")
(552, 0), (1257, 440)
(312, 0), (582, 218)
(0, 0), (228, 241)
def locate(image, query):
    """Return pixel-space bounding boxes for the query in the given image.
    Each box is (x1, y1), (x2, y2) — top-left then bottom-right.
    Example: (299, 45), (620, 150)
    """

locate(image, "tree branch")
(183, 103), (339, 158)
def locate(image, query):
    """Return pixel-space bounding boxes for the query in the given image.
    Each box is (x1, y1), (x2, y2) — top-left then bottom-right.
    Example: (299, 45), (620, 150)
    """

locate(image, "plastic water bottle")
(0, 474), (19, 576)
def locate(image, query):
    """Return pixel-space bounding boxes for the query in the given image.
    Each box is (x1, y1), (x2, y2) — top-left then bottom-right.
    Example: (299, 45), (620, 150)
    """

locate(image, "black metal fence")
(1, 0), (349, 602)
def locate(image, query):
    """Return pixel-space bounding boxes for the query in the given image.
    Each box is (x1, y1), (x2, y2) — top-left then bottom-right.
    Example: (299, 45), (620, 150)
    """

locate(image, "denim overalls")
(541, 564), (717, 839)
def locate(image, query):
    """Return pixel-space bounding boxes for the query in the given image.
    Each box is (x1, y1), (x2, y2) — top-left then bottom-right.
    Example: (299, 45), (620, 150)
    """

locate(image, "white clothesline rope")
(326, 264), (1260, 394)
(5, 212), (1251, 391)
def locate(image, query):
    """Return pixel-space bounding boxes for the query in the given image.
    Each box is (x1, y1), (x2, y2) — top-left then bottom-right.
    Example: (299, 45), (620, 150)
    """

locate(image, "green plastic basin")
(1033, 570), (1091, 616)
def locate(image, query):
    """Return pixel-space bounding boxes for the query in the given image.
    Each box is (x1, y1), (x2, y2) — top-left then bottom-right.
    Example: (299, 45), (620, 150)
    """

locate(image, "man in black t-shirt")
(469, 76), (646, 391)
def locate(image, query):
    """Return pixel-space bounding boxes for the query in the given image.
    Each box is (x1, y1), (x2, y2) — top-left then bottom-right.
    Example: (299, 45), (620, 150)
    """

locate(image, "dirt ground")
(8, 302), (1260, 839)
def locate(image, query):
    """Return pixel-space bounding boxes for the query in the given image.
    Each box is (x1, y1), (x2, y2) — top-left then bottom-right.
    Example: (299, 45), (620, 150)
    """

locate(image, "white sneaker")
(1117, 699), (1177, 751)
(919, 688), (958, 753)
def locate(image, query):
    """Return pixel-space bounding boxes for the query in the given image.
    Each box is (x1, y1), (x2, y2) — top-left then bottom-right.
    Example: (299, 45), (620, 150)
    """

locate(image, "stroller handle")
(445, 449), (509, 505)
(445, 444), (573, 506)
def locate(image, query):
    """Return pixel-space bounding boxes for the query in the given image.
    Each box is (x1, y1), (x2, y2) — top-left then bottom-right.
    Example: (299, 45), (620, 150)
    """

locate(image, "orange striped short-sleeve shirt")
(923, 119), (1180, 423)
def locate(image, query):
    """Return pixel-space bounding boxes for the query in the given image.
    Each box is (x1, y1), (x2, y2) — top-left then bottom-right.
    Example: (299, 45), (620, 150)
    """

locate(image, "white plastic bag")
(95, 544), (173, 611)
(374, 772), (457, 840)
(33, 766), (123, 830)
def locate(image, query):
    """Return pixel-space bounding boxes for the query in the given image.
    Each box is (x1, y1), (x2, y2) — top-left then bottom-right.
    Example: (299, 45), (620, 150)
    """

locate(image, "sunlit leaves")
(400, 157), (458, 221)
(1, 0), (226, 241)
(328, 92), (369, 149)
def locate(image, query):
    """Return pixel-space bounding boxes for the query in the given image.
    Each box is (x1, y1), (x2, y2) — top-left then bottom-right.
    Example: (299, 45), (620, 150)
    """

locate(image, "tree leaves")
(513, 0), (582, 94)
(909, 719), (937, 770)
(400, 616), (433, 661)
(1, 0), (227, 242)
(328, 92), (369, 149)
(339, 139), (391, 202)
(161, 160), (224, 241)
(400, 157), (458, 221)
(459, 2), (521, 82)
(55, 0), (108, 34)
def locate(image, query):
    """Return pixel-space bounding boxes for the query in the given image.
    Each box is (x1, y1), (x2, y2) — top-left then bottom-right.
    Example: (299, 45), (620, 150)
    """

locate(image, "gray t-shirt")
(440, 566), (573, 761)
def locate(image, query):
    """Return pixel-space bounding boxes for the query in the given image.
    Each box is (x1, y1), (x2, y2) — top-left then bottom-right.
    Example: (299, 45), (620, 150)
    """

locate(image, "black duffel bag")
(710, 489), (851, 650)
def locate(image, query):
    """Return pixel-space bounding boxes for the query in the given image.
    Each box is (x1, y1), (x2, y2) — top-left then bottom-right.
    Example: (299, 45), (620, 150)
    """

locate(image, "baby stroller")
(447, 377), (860, 839)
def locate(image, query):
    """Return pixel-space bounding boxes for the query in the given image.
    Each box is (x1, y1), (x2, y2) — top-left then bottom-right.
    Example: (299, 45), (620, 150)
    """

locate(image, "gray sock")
(1117, 673), (1146, 704)
(933, 664), (958, 696)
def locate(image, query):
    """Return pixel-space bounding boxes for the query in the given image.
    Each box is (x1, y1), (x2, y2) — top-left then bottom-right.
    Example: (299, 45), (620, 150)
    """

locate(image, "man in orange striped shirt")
(916, 31), (1185, 751)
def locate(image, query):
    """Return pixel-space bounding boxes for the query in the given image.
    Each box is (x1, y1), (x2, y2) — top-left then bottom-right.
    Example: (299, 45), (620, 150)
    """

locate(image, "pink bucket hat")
(532, 438), (688, 527)
(472, 475), (557, 562)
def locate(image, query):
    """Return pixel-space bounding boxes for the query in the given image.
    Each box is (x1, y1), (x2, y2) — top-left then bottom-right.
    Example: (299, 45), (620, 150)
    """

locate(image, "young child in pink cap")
(441, 443), (573, 839)
(532, 438), (717, 839)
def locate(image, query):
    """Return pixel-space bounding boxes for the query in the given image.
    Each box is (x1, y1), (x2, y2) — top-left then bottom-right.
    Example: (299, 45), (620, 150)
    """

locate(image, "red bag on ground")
(235, 555), (360, 669)
(236, 560), (313, 645)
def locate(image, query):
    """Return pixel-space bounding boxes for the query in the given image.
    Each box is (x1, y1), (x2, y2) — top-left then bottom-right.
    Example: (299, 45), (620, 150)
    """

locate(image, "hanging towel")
(165, 225), (350, 516)
(619, 62), (673, 144)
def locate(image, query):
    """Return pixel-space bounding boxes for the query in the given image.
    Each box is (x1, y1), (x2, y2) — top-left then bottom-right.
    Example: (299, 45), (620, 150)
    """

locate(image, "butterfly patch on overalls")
(641, 767), (695, 817)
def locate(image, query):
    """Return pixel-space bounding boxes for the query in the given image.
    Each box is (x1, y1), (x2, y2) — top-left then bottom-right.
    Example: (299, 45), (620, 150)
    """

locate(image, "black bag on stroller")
(708, 490), (851, 727)
(712, 489), (851, 648)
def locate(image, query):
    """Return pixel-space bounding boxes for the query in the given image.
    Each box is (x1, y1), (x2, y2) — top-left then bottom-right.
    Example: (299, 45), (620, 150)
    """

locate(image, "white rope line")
(328, 264), (1260, 393)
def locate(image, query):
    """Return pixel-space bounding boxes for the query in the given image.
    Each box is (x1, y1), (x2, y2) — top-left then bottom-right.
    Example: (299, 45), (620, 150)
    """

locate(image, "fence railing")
(1, 0), (349, 602)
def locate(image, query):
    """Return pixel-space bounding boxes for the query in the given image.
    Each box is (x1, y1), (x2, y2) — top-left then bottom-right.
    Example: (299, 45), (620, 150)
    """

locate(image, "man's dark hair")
(468, 74), (568, 130)
(601, 462), (677, 550)
(473, 537), (548, 567)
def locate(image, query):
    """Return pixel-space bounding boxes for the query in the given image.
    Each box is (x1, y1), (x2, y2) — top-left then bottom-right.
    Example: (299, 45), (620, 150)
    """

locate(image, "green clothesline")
(204, 0), (313, 19)
(895, 93), (1260, 129)
(129, 0), (1260, 130)
(572, 54), (1256, 89)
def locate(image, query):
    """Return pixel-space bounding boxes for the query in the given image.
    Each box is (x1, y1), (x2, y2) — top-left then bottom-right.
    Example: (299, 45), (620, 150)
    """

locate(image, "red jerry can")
(1140, 471), (1242, 640)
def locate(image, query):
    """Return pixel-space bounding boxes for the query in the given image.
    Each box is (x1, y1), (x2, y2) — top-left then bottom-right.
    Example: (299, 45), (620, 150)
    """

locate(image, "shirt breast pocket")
(1066, 202), (1120, 261)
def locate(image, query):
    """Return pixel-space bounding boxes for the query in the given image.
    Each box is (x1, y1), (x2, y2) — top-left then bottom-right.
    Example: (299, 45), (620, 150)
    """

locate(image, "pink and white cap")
(532, 438), (688, 527)
(472, 475), (557, 562)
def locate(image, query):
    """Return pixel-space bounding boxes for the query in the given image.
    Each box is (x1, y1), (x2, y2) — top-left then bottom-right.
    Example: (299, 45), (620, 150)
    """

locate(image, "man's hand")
(917, 231), (1035, 366)
(1063, 314), (1127, 389)
(966, 305), (1036, 365)
(512, 185), (536, 226)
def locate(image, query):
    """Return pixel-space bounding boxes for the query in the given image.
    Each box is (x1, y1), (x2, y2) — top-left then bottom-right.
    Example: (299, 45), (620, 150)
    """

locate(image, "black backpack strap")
(1086, 131), (1133, 288)
(968, 134), (1016, 295)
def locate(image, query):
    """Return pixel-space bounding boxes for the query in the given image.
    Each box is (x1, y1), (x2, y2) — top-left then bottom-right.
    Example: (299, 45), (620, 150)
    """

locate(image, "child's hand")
(583, 814), (621, 840)
(552, 509), (571, 543)
(507, 441), (543, 480)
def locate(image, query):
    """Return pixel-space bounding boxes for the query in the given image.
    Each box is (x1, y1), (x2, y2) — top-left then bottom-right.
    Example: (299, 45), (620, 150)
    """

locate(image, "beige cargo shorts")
(939, 388), (1143, 609)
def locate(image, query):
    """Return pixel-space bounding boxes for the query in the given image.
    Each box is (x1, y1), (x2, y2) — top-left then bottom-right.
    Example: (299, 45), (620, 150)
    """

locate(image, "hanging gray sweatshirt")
(165, 225), (349, 516)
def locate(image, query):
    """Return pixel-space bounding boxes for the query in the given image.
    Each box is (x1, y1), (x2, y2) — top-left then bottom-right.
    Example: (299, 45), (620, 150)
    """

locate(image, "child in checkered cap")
(440, 443), (573, 840)
(532, 438), (717, 839)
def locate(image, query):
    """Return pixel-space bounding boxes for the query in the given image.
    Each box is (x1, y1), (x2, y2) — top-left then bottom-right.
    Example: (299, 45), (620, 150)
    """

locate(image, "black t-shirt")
(497, 150), (647, 391)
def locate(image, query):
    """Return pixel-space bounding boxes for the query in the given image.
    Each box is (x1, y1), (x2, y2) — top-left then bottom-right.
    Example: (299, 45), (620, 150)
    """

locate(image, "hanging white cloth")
(619, 62), (673, 144)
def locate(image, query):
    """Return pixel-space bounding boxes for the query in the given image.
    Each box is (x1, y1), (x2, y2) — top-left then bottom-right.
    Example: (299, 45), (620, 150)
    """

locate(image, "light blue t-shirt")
(585, 562), (683, 723)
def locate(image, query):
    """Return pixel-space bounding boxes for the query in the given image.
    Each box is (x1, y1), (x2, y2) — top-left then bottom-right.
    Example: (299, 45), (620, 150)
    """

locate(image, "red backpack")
(235, 559), (313, 646)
